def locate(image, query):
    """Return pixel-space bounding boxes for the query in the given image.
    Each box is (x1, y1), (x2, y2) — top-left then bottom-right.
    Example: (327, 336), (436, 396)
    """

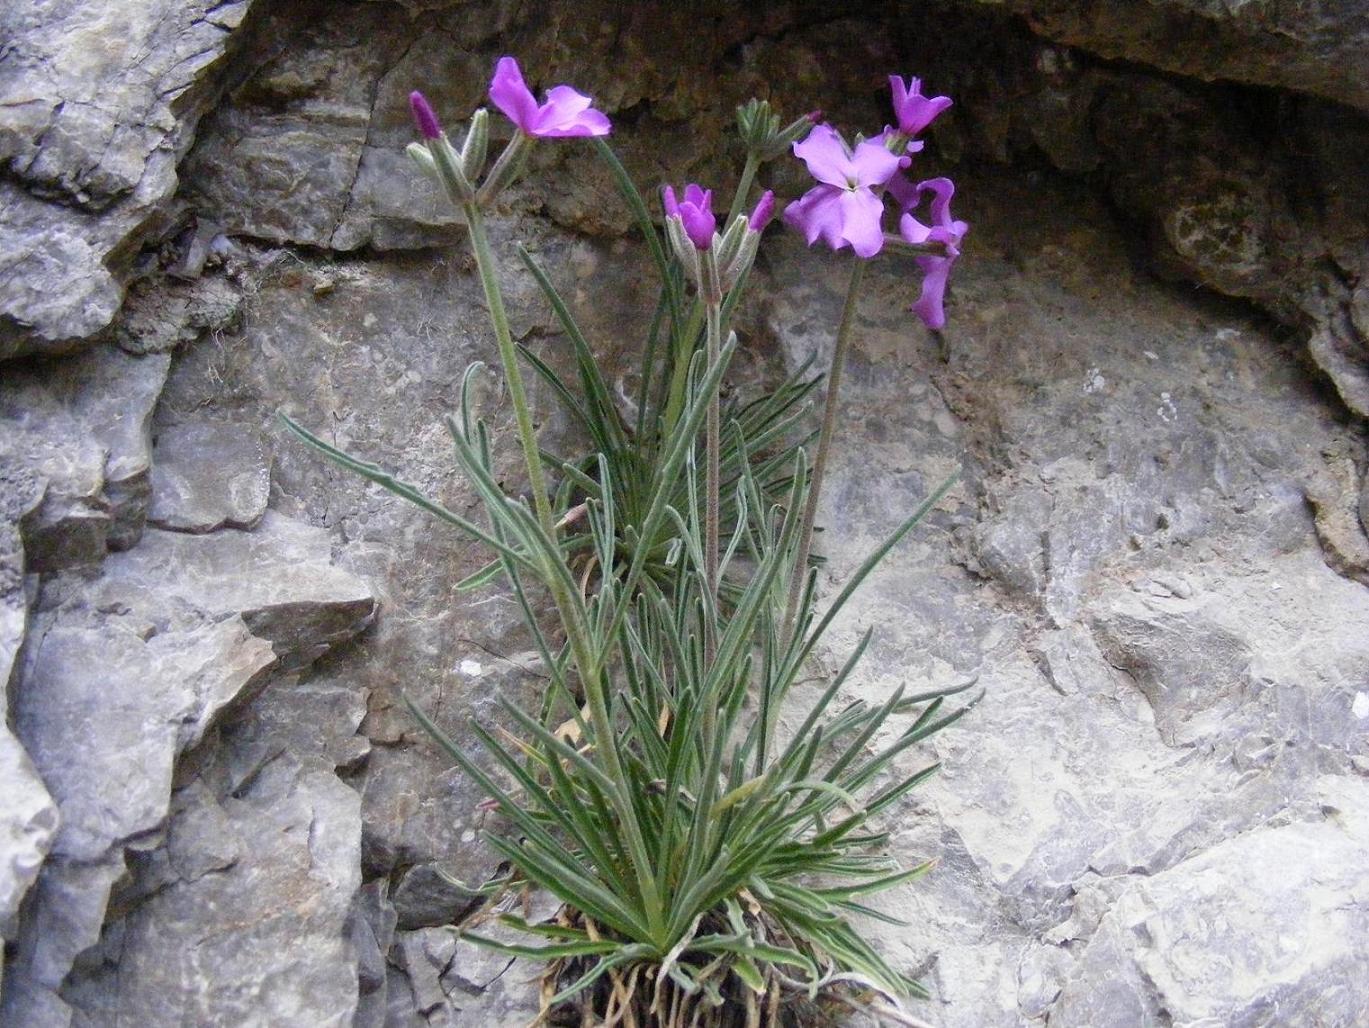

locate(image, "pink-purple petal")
(838, 188), (886, 258)
(899, 212), (932, 245)
(889, 75), (953, 137)
(783, 187), (846, 249)
(911, 253), (955, 329)
(792, 124), (856, 188)
(679, 202), (716, 250)
(748, 190), (776, 232)
(489, 56), (540, 133)
(849, 139), (903, 189)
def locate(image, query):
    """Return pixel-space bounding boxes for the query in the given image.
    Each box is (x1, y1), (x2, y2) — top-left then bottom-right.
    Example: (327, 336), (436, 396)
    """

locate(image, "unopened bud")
(724, 229), (761, 291)
(765, 112), (820, 160)
(475, 131), (533, 208)
(715, 214), (747, 271)
(664, 215), (701, 285)
(406, 142), (437, 178)
(428, 133), (476, 205)
(409, 91), (442, 140)
(747, 190), (775, 232)
(461, 108), (489, 182)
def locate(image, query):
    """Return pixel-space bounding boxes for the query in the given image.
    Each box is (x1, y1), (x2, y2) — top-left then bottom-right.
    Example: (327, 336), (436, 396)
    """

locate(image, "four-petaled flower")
(663, 183), (717, 251)
(489, 56), (611, 138)
(783, 124), (904, 258)
(888, 76), (952, 138)
(898, 177), (968, 330)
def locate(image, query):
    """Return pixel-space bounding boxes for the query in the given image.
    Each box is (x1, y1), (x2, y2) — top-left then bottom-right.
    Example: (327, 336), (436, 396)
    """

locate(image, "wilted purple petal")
(899, 211), (932, 245)
(409, 91), (442, 140)
(885, 173), (920, 215)
(889, 75), (953, 137)
(748, 190), (776, 232)
(662, 184), (680, 218)
(911, 250), (957, 329)
(899, 177), (968, 248)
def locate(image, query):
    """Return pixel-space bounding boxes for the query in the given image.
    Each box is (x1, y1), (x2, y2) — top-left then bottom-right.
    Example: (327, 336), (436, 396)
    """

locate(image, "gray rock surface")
(0, 346), (170, 568)
(1, 0), (1368, 1025)
(0, 462), (59, 969)
(966, 0), (1369, 114)
(0, 0), (260, 357)
(148, 417), (272, 532)
(2, 514), (374, 1025)
(759, 170), (1369, 1023)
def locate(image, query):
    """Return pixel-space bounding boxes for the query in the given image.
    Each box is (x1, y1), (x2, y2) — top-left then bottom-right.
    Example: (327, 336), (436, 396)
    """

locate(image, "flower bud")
(736, 98), (778, 152)
(747, 190), (775, 232)
(406, 141), (437, 178)
(461, 108), (489, 182)
(763, 111), (821, 161)
(664, 215), (701, 285)
(475, 131), (533, 208)
(715, 214), (747, 271)
(722, 229), (761, 292)
(409, 91), (442, 140)
(428, 133), (476, 205)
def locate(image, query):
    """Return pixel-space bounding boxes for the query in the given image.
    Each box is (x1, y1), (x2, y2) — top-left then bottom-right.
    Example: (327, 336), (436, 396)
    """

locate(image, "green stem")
(662, 300), (705, 437)
(726, 151), (761, 226)
(702, 259), (724, 659)
(783, 257), (865, 639)
(463, 203), (555, 538)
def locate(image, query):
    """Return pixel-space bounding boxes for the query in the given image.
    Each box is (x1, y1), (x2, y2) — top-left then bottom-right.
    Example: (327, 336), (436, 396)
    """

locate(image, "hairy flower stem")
(783, 257), (865, 641)
(463, 203), (555, 538)
(703, 292), (724, 667)
(465, 200), (665, 938)
(726, 151), (761, 225)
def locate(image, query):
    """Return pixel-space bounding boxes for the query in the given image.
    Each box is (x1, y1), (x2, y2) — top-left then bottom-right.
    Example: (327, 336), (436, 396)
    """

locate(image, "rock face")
(1, 0), (1368, 1026)
(0, 0), (262, 357)
(2, 513), (375, 1025)
(975, 0), (1369, 114)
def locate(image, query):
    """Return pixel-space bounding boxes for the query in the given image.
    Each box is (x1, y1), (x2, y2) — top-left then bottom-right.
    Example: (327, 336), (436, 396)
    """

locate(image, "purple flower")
(663, 183), (716, 250)
(409, 91), (442, 140)
(488, 56), (611, 138)
(748, 190), (776, 232)
(783, 124), (904, 259)
(889, 76), (952, 138)
(897, 177), (968, 329)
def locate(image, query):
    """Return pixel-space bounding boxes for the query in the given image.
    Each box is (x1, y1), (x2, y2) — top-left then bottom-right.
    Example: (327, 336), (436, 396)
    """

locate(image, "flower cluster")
(662, 184), (775, 298)
(407, 57), (611, 209)
(784, 75), (967, 329)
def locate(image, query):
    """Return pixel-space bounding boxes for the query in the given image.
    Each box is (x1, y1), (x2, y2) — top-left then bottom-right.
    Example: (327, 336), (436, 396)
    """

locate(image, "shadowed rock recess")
(1, 0), (1367, 1024)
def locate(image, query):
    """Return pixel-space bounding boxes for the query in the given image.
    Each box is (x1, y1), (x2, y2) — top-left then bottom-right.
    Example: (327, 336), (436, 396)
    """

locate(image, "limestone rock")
(0, 346), (170, 569)
(1051, 777), (1369, 1027)
(2, 512), (375, 1025)
(0, 0), (260, 357)
(971, 0), (1369, 114)
(148, 417), (272, 533)
(0, 460), (59, 983)
(67, 768), (363, 1028)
